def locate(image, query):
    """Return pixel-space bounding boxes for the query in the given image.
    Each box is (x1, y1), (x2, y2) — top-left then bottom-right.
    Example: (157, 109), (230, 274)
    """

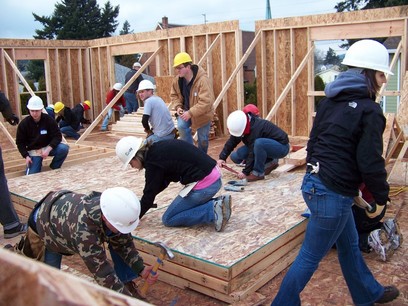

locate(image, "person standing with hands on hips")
(271, 40), (399, 305)
(170, 52), (214, 153)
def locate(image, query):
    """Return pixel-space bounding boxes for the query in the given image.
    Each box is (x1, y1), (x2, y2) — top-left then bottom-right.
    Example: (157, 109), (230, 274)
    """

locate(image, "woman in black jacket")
(272, 39), (399, 305)
(116, 137), (231, 232)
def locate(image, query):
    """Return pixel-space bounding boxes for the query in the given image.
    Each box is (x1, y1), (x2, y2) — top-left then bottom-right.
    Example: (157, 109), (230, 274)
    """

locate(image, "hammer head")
(154, 241), (175, 260)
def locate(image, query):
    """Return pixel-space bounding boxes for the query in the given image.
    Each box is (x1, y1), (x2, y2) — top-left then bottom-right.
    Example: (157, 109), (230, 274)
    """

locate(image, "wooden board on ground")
(3, 144), (115, 179)
(7, 155), (307, 303)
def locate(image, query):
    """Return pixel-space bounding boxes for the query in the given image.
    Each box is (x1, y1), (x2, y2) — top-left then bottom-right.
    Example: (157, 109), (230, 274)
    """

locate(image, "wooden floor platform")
(7, 153), (308, 303)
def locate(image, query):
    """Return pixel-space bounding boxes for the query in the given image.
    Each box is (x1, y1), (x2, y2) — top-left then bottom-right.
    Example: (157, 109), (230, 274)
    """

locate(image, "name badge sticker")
(40, 129), (48, 135)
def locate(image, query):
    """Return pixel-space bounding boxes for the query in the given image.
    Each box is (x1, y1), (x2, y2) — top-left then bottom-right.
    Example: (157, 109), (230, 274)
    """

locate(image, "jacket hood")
(324, 68), (369, 101)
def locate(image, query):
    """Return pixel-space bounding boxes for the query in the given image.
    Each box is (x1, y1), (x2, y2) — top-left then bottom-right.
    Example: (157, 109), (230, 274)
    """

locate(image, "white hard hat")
(27, 96), (44, 110)
(113, 83), (123, 91)
(133, 62), (141, 68)
(100, 187), (141, 234)
(137, 80), (155, 92)
(342, 39), (393, 75)
(227, 110), (247, 137)
(115, 136), (144, 169)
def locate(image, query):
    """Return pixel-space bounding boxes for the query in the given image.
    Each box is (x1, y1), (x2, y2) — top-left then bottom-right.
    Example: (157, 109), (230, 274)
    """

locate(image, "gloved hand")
(365, 202), (386, 219)
(84, 119), (91, 124)
(7, 114), (19, 125)
(141, 266), (159, 285)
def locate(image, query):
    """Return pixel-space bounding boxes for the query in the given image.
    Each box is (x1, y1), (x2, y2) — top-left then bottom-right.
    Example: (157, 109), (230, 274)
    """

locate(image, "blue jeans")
(101, 107), (125, 130)
(177, 117), (211, 153)
(107, 235), (137, 282)
(162, 178), (221, 227)
(231, 138), (289, 176)
(27, 143), (69, 175)
(271, 174), (384, 306)
(0, 147), (20, 229)
(124, 92), (138, 113)
(43, 240), (136, 283)
(147, 133), (175, 144)
(60, 125), (80, 140)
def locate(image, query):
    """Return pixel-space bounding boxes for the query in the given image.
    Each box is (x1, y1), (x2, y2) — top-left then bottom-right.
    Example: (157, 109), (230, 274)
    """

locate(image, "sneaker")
(3, 223), (27, 239)
(222, 195), (232, 222)
(375, 286), (399, 304)
(214, 197), (226, 232)
(264, 162), (279, 175)
(246, 174), (265, 182)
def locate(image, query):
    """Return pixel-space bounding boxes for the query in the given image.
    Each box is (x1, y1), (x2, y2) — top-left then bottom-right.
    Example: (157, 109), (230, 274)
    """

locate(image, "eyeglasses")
(175, 65), (185, 71)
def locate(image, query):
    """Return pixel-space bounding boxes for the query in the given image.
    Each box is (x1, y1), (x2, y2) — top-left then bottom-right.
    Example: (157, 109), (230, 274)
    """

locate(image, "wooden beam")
(3, 50), (35, 96)
(265, 46), (314, 121)
(76, 46), (162, 143)
(213, 30), (262, 110)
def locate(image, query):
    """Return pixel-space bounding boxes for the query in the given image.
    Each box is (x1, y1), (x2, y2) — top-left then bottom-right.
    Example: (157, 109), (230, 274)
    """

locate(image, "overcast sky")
(0, 0), (341, 40)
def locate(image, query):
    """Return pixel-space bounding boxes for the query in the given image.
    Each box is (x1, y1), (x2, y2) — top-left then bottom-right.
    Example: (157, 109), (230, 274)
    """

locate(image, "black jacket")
(307, 69), (389, 205)
(219, 115), (289, 175)
(16, 113), (63, 158)
(140, 139), (216, 217)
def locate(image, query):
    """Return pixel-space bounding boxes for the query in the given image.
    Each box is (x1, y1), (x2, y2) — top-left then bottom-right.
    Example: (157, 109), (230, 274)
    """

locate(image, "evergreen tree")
(335, 0), (408, 12)
(33, 0), (119, 40)
(120, 21), (134, 35)
(324, 48), (341, 66)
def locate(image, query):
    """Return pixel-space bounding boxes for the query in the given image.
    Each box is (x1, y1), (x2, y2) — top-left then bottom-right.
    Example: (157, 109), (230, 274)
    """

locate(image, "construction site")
(0, 5), (407, 306)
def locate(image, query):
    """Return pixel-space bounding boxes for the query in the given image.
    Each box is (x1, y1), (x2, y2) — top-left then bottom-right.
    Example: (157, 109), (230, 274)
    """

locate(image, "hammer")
(139, 241), (175, 298)
(221, 163), (240, 175)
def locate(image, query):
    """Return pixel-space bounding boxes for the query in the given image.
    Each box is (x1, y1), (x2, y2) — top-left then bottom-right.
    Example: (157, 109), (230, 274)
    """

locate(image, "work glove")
(7, 114), (19, 125)
(141, 266), (159, 285)
(365, 202), (386, 219)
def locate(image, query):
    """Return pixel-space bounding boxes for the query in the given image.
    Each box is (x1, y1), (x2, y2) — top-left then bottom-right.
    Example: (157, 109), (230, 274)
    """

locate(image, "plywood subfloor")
(6, 151), (308, 302)
(2, 136), (407, 305)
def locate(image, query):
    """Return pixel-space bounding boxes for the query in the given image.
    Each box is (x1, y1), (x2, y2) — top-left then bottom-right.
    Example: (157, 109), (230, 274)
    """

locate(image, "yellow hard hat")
(54, 101), (65, 113)
(173, 52), (192, 67)
(83, 100), (91, 110)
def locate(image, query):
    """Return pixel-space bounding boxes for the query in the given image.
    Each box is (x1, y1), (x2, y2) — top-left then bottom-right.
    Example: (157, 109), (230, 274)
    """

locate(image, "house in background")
(316, 65), (341, 85)
(383, 37), (401, 114)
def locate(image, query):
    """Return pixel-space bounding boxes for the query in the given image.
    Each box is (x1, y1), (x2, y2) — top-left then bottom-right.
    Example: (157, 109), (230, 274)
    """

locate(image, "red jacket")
(106, 89), (125, 111)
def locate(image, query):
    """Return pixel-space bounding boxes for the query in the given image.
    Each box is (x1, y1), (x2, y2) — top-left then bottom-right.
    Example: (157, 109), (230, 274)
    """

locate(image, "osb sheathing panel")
(48, 49), (59, 103)
(155, 76), (173, 104)
(224, 33), (238, 114)
(90, 48), (102, 116)
(58, 49), (71, 106)
(7, 155), (307, 295)
(70, 49), (81, 104)
(89, 21), (239, 47)
(293, 29), (309, 136)
(255, 6), (408, 29)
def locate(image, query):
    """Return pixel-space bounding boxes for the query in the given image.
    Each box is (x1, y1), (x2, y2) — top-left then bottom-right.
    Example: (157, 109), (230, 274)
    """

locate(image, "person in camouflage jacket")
(31, 188), (152, 297)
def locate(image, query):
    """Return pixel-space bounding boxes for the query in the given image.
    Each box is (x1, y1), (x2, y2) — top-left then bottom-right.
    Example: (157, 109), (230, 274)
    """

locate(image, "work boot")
(3, 223), (27, 239)
(264, 162), (279, 175)
(375, 286), (399, 304)
(246, 174), (264, 182)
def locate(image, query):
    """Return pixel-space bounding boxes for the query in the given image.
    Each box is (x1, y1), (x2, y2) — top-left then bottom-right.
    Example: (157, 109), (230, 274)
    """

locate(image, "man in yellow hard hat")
(170, 52), (214, 153)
